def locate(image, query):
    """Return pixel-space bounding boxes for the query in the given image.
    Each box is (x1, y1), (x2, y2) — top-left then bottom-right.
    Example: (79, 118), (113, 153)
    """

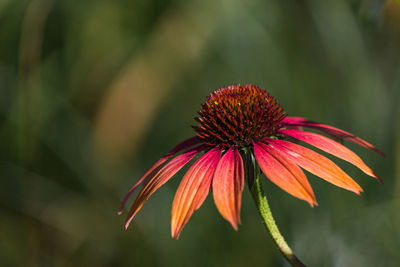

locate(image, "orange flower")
(119, 85), (383, 239)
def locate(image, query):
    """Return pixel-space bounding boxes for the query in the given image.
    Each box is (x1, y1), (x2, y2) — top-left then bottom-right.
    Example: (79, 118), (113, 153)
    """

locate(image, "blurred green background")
(1, 0), (400, 266)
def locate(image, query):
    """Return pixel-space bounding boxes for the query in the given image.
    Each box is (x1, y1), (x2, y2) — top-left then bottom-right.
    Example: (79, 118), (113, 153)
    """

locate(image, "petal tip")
(227, 216), (241, 231)
(125, 216), (134, 231)
(376, 149), (385, 158)
(309, 199), (318, 207)
(171, 226), (183, 239)
(171, 232), (180, 240)
(374, 172), (384, 185)
(231, 221), (239, 231)
(228, 214), (241, 231)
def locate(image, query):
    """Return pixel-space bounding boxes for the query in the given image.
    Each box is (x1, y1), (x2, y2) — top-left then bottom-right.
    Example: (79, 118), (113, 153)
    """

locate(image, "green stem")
(245, 151), (306, 267)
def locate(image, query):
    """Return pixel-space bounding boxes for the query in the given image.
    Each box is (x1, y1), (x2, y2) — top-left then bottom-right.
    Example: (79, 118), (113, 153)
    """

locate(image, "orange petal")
(212, 147), (244, 230)
(253, 142), (317, 206)
(280, 129), (381, 183)
(118, 136), (201, 214)
(282, 116), (384, 157)
(171, 148), (221, 239)
(124, 149), (198, 230)
(267, 138), (363, 194)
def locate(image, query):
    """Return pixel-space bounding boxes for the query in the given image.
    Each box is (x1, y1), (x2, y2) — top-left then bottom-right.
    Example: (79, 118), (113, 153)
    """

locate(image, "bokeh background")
(1, 0), (400, 266)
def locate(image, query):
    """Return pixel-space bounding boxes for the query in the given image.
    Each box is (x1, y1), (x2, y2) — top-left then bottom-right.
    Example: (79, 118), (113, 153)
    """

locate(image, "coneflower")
(119, 84), (383, 266)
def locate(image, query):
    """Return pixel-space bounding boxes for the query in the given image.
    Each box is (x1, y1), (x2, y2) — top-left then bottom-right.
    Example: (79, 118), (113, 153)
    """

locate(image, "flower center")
(193, 84), (286, 148)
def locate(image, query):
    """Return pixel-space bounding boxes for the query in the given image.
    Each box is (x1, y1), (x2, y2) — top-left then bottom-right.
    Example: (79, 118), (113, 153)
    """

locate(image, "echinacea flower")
(119, 84), (383, 240)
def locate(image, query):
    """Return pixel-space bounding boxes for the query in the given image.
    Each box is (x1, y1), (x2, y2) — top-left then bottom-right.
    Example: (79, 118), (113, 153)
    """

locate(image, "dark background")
(1, 0), (399, 266)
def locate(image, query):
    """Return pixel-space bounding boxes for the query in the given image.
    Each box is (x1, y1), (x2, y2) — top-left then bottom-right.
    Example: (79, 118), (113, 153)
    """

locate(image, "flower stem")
(245, 151), (306, 267)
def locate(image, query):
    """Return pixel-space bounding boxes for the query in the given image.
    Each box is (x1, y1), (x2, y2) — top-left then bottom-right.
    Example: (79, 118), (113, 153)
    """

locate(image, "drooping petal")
(282, 117), (384, 157)
(124, 148), (199, 230)
(118, 136), (201, 214)
(171, 148), (221, 239)
(212, 147), (244, 230)
(279, 129), (381, 183)
(253, 142), (316, 206)
(266, 138), (363, 194)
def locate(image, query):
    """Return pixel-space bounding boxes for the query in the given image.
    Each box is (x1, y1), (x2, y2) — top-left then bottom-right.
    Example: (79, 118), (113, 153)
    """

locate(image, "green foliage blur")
(1, 0), (399, 266)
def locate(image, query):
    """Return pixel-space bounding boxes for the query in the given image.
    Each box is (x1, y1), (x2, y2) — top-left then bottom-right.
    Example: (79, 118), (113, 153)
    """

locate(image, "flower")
(119, 84), (383, 239)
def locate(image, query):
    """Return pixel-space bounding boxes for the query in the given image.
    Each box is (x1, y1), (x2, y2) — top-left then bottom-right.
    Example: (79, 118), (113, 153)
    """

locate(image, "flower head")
(119, 84), (383, 239)
(193, 85), (286, 148)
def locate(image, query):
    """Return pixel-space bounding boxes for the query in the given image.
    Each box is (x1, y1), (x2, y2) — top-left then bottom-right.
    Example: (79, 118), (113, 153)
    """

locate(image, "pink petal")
(118, 136), (201, 214)
(253, 142), (317, 206)
(266, 138), (363, 194)
(279, 129), (381, 183)
(171, 148), (221, 239)
(282, 117), (384, 157)
(212, 147), (245, 230)
(124, 149), (199, 230)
